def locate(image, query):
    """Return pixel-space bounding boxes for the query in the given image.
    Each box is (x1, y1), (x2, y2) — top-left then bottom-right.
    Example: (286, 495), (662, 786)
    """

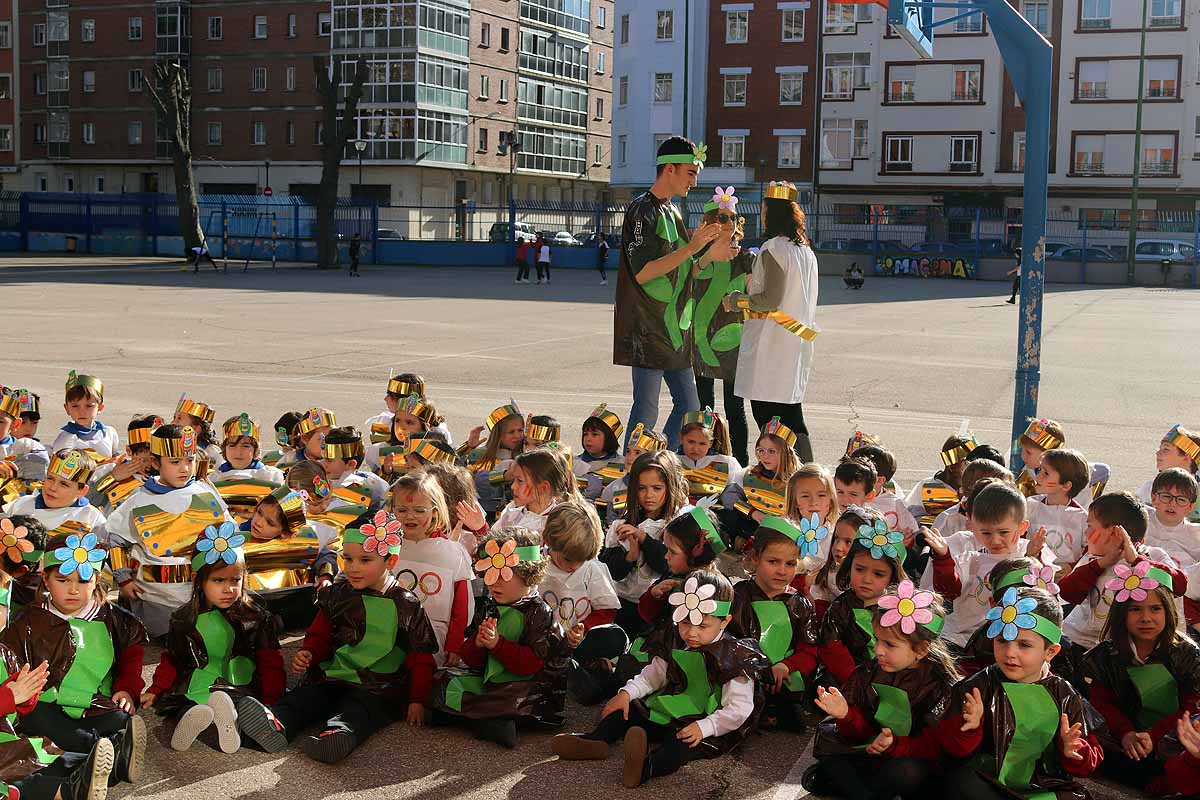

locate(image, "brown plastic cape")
(728, 579), (818, 703)
(0, 643), (64, 783)
(817, 590), (875, 687)
(964, 623), (1083, 686)
(1, 602), (146, 717)
(692, 249), (755, 381)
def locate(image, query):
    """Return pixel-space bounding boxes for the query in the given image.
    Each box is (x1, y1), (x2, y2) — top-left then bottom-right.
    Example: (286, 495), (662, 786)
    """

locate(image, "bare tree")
(146, 61), (204, 253)
(314, 56), (368, 269)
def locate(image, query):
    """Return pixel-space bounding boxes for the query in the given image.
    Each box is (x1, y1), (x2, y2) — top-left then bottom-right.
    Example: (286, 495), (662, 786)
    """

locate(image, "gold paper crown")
(64, 371), (104, 401)
(408, 437), (457, 465)
(628, 423), (668, 452)
(0, 392), (20, 420)
(16, 389), (38, 416)
(398, 394), (437, 426)
(175, 394), (215, 424)
(271, 487), (308, 535)
(323, 438), (365, 461)
(223, 413), (261, 442)
(844, 430), (882, 458)
(126, 416), (162, 447)
(151, 425), (198, 458)
(47, 449), (96, 484)
(1165, 425), (1200, 464)
(764, 181), (799, 202)
(296, 407), (337, 436)
(527, 421), (561, 445)
(485, 401), (522, 431)
(1022, 418), (1064, 450)
(588, 403), (624, 438)
(682, 407), (717, 430)
(940, 436), (978, 467)
(387, 376), (424, 397)
(761, 416), (798, 448)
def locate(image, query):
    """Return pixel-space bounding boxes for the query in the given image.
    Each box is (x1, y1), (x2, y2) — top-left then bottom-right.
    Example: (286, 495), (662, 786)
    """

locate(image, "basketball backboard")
(888, 0), (934, 59)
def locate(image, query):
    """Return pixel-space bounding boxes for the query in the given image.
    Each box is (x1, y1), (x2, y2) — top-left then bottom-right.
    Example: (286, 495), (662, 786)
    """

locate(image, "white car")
(551, 231), (582, 247)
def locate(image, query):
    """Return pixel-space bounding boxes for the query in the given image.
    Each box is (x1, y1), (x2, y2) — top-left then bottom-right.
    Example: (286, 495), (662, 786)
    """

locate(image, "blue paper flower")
(54, 533), (106, 581)
(195, 521), (246, 566)
(856, 519), (903, 560)
(798, 513), (828, 560)
(985, 587), (1039, 641)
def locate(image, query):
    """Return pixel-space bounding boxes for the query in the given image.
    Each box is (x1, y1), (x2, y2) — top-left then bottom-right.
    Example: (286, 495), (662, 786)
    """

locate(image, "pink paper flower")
(877, 579), (935, 634)
(1105, 561), (1160, 603)
(359, 510), (403, 555)
(710, 186), (738, 212)
(1022, 564), (1060, 596)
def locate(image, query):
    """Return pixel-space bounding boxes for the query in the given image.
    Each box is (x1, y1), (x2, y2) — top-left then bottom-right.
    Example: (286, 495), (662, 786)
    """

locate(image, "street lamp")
(354, 139), (367, 192)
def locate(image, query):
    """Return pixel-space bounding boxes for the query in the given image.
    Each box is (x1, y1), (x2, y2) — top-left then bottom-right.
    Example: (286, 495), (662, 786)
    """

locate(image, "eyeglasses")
(1153, 492), (1194, 507)
(716, 214), (734, 224)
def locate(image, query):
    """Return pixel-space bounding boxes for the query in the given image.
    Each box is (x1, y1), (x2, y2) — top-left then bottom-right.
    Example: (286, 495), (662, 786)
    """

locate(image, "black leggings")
(516, 259), (530, 281)
(695, 376), (749, 465)
(587, 708), (700, 780)
(941, 764), (1011, 800)
(21, 704), (127, 754)
(816, 753), (935, 800)
(574, 624), (629, 662)
(537, 260), (551, 281)
(750, 399), (813, 462)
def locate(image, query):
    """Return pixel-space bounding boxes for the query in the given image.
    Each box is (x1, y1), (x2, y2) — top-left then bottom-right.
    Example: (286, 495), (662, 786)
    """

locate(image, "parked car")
(551, 231), (582, 247)
(488, 222), (538, 243)
(1133, 239), (1196, 263)
(376, 228), (406, 240)
(908, 241), (974, 256)
(1053, 247), (1119, 262)
(814, 239), (856, 253)
(579, 232), (617, 247)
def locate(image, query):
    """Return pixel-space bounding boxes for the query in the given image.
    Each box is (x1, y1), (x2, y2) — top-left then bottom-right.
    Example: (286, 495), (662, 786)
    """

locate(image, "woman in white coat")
(724, 181), (819, 462)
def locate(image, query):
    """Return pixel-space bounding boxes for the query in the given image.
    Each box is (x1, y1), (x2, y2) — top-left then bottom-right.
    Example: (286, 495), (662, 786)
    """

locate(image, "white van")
(1134, 239), (1196, 263)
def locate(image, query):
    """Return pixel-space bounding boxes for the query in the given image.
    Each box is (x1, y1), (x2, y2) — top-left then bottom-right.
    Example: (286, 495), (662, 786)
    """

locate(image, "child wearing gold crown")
(574, 404), (625, 505)
(277, 407), (338, 471)
(3, 449), (107, 545)
(1011, 417), (1109, 513)
(0, 388), (49, 483)
(677, 407), (743, 503)
(362, 373), (455, 448)
(210, 415), (285, 484)
(365, 393), (442, 480)
(719, 417), (799, 552)
(50, 372), (119, 461)
(172, 394), (222, 468)
(596, 424), (668, 527)
(459, 402), (526, 519)
(1136, 424), (1200, 510)
(89, 415), (161, 517)
(105, 424), (236, 637)
(319, 426), (388, 510)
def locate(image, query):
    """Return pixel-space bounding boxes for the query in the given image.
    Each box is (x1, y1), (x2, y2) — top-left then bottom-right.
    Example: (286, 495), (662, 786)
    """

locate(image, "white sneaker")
(536, 278), (544, 284)
(171, 703), (215, 751)
(208, 690), (242, 754)
(514, 279), (521, 284)
(600, 278), (608, 285)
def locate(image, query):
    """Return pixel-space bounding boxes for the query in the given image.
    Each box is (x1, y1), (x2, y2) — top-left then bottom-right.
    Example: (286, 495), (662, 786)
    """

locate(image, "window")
(286, 66), (296, 91)
(0, 22), (9, 49)
(254, 16), (267, 38)
(479, 74), (489, 99)
(823, 52), (870, 98)
(34, 73), (45, 95)
(656, 9), (673, 40)
(500, 27), (510, 50)
(253, 122), (267, 145)
(314, 121), (324, 145)
(318, 13), (331, 36)
(723, 74), (747, 105)
(81, 19), (95, 41)
(1080, 0), (1110, 29)
(128, 121), (142, 145)
(47, 13), (67, 43)
(1013, 132), (1026, 171)
(596, 51), (605, 73)
(778, 136), (803, 168)
(128, 69), (143, 92)
(779, 72), (804, 104)
(128, 17), (142, 40)
(33, 24), (46, 46)
(618, 75), (628, 104)
(1151, 0), (1181, 26)
(1022, 0), (1049, 35)
(1078, 61), (1107, 98)
(654, 72), (673, 102)
(36, 173), (47, 191)
(208, 122), (221, 145)
(620, 14), (629, 44)
(252, 67), (266, 92)
(48, 61), (68, 93)
(888, 65), (915, 102)
(0, 126), (10, 151)
(480, 22), (490, 46)
(82, 122), (95, 144)
(286, 120), (295, 145)
(94, 176), (105, 193)
(721, 135), (745, 168)
(824, 1), (870, 33)
(477, 126), (488, 152)
(598, 6), (607, 27)
(594, 143), (602, 164)
(33, 124), (46, 144)
(954, 11), (983, 32)
(207, 67), (222, 91)
(950, 136), (978, 171)
(618, 134), (627, 165)
(208, 16), (222, 39)
(499, 79), (509, 101)
(1147, 60), (1177, 98)
(0, 75), (9, 100)
(953, 64), (981, 101)
(782, 8), (805, 41)
(82, 70), (95, 93)
(1143, 134), (1175, 174)
(595, 97), (604, 119)
(1195, 116), (1200, 156)
(1073, 134), (1104, 174)
(884, 135), (913, 171)
(726, 10), (748, 43)
(62, 174), (74, 193)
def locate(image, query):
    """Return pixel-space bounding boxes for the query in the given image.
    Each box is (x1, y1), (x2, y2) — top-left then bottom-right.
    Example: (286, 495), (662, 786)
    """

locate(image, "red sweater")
(929, 550), (961, 599)
(113, 643), (146, 700)
(1149, 752), (1200, 796)
(1058, 555), (1188, 606)
(819, 640), (858, 685)
(443, 580), (471, 656)
(460, 626), (544, 676)
(582, 608), (617, 631)
(1088, 680), (1199, 744)
(148, 647), (286, 706)
(302, 610), (435, 704)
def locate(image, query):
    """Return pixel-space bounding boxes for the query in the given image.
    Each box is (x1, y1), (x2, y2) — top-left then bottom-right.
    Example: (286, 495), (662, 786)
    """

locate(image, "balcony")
(950, 160), (978, 173)
(1142, 160), (1175, 175)
(1147, 86), (1177, 99)
(1078, 85), (1107, 99)
(1074, 158), (1104, 175)
(1080, 17), (1111, 29)
(883, 160), (912, 173)
(951, 91), (980, 102)
(887, 88), (915, 102)
(1150, 14), (1181, 27)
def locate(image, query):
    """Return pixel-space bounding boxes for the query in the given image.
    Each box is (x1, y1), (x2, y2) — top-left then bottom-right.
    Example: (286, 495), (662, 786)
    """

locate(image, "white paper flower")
(669, 575), (718, 625)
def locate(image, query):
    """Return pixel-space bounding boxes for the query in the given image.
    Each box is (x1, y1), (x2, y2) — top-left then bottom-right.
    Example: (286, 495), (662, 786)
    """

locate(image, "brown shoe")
(551, 733), (610, 760)
(622, 727), (648, 788)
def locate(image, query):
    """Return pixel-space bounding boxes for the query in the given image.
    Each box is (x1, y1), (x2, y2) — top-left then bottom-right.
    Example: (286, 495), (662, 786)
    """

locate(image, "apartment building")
(0, 0), (15, 184)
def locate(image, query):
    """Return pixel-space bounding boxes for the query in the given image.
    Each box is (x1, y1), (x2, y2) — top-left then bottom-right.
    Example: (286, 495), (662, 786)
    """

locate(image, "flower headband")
(0, 518), (37, 564)
(986, 587), (1062, 644)
(655, 142), (707, 169)
(994, 564), (1060, 597)
(856, 518), (905, 562)
(192, 521), (246, 571)
(45, 533), (106, 581)
(878, 580), (943, 635)
(474, 539), (542, 585)
(703, 187), (737, 214)
(343, 510), (403, 556)
(757, 514), (823, 560)
(669, 575), (731, 625)
(1105, 561), (1173, 603)
(678, 498), (726, 555)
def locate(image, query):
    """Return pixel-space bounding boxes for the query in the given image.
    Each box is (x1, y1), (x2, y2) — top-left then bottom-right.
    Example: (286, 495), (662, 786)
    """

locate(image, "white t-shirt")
(539, 559), (620, 630)
(1025, 496), (1088, 567)
(538, 244), (551, 262)
(604, 517), (667, 602)
(930, 539), (1051, 647)
(391, 536), (475, 665)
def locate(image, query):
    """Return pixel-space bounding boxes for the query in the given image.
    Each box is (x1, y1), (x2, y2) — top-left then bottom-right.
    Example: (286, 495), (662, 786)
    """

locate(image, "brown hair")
(762, 197), (809, 246)
(390, 470), (450, 535)
(835, 531), (908, 592)
(960, 459), (1014, 499)
(1039, 448), (1090, 499)
(680, 413), (731, 457)
(423, 461), (479, 527)
(816, 505), (880, 590)
(834, 458), (877, 495)
(481, 413), (524, 465)
(850, 445), (896, 482)
(969, 481), (1027, 525)
(664, 506), (722, 569)
(1020, 419), (1066, 451)
(1162, 426), (1200, 471)
(1090, 491), (1149, 543)
(1101, 583), (1189, 660)
(64, 385), (102, 404)
(477, 526), (548, 586)
(1152, 467), (1199, 504)
(543, 501), (602, 562)
(683, 568), (734, 608)
(626, 450), (689, 526)
(513, 447), (578, 504)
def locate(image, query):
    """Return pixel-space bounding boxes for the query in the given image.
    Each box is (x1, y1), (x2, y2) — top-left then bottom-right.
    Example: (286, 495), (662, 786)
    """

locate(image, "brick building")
(0, 0), (15, 184)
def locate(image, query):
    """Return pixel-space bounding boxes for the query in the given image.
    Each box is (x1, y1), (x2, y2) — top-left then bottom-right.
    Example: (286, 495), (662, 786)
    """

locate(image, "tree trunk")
(147, 61), (203, 254)
(314, 57), (368, 269)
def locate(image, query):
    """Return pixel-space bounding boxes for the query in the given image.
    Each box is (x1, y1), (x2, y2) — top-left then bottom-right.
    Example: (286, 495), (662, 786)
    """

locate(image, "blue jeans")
(627, 366), (699, 451)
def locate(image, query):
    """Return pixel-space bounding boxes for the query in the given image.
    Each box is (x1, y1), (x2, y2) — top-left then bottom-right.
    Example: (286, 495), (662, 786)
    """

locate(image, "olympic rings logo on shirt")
(542, 591), (591, 623)
(396, 569), (443, 600)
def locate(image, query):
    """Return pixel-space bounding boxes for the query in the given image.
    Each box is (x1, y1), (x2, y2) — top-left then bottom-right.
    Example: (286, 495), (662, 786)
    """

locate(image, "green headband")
(986, 588), (1062, 645)
(344, 526), (403, 556)
(994, 564), (1061, 597)
(655, 142), (707, 168)
(688, 506), (726, 554)
(711, 600), (732, 616)
(759, 515), (802, 543)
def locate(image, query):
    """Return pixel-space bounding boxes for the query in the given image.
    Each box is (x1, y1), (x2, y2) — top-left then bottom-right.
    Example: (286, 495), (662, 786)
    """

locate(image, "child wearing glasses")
(1144, 468), (1200, 583)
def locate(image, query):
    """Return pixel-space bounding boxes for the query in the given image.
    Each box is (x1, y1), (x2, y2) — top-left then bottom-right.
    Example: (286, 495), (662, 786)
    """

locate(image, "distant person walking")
(1006, 248), (1022, 304)
(191, 238), (219, 273)
(536, 236), (552, 284)
(348, 232), (362, 277)
(597, 235), (610, 286)
(515, 239), (532, 284)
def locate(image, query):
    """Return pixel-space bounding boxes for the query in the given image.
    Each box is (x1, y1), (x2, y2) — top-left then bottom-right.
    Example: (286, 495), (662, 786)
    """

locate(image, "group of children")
(1, 371), (1199, 799)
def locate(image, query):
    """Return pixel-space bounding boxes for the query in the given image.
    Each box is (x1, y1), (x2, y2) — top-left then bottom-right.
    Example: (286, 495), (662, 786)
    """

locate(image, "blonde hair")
(390, 470), (450, 535)
(755, 431), (800, 484)
(785, 462), (839, 523)
(543, 500), (602, 562)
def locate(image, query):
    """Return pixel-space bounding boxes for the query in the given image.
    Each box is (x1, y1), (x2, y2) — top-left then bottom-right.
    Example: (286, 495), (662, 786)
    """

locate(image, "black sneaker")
(800, 763), (833, 794)
(474, 718), (518, 749)
(64, 737), (115, 800)
(110, 714), (145, 784)
(236, 696), (288, 753)
(303, 728), (357, 763)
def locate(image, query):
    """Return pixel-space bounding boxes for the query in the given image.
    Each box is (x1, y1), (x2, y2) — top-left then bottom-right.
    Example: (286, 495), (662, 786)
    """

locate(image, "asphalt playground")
(1, 253), (1190, 799)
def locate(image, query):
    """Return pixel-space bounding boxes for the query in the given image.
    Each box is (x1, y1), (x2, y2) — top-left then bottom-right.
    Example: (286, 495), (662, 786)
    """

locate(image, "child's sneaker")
(303, 728), (357, 763)
(65, 737), (114, 800)
(112, 714), (146, 783)
(236, 696), (288, 753)
(474, 718), (517, 749)
(170, 704), (213, 752)
(551, 733), (609, 760)
(208, 691), (241, 754)
(622, 726), (648, 788)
